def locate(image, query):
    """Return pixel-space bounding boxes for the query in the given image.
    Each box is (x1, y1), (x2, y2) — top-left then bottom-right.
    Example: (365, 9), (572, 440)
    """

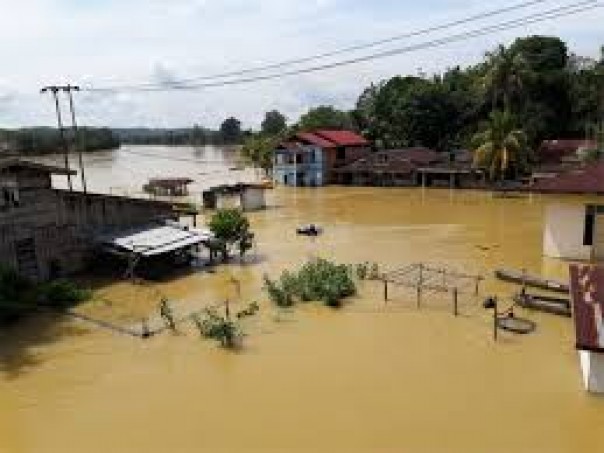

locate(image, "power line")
(88, 0), (551, 91)
(84, 0), (601, 94)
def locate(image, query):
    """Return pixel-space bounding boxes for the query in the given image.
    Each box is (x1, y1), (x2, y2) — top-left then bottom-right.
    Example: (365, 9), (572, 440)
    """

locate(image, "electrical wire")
(83, 0), (601, 94)
(87, 0), (552, 90)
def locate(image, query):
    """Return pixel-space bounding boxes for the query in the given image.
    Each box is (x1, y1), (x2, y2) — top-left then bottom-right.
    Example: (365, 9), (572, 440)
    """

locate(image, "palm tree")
(472, 111), (530, 181)
(484, 45), (530, 112)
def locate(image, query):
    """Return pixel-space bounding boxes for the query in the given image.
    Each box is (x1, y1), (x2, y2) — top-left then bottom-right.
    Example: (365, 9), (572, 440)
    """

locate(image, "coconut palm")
(472, 111), (530, 181)
(484, 45), (530, 112)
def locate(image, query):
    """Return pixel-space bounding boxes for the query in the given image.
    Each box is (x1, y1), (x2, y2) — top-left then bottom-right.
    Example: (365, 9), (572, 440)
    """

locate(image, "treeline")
(114, 117), (246, 146)
(0, 127), (120, 155)
(240, 35), (603, 176)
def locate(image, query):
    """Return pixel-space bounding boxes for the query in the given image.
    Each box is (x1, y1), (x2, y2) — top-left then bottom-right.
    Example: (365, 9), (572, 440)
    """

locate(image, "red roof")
(313, 130), (369, 147)
(295, 132), (337, 148)
(532, 161), (604, 194)
(538, 140), (597, 164)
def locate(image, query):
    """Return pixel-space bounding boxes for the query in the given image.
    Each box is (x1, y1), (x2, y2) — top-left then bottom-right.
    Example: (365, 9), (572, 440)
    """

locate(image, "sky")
(0, 0), (602, 129)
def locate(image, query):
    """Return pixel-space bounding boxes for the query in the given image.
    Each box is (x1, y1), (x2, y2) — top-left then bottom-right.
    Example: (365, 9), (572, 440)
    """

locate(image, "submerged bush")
(0, 266), (90, 324)
(37, 280), (91, 309)
(192, 302), (260, 349)
(264, 258), (356, 308)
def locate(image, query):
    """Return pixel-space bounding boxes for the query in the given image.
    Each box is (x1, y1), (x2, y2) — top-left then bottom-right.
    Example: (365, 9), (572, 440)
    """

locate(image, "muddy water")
(1, 146), (604, 452)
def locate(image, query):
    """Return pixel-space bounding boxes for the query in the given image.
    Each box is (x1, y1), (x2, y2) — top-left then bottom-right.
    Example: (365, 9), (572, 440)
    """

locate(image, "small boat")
(495, 268), (569, 294)
(514, 291), (572, 317)
(296, 224), (322, 237)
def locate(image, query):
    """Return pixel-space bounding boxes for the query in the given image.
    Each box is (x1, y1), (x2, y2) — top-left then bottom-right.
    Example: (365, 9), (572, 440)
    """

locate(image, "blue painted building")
(273, 130), (370, 187)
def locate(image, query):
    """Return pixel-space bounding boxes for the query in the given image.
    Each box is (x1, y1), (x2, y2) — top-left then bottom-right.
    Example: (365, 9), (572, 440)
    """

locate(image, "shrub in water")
(264, 258), (356, 308)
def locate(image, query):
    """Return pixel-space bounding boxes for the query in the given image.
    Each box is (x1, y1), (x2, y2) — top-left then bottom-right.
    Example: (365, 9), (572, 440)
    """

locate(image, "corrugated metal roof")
(532, 161), (604, 194)
(295, 132), (336, 148)
(314, 130), (369, 147)
(538, 140), (597, 164)
(0, 158), (77, 176)
(99, 224), (212, 257)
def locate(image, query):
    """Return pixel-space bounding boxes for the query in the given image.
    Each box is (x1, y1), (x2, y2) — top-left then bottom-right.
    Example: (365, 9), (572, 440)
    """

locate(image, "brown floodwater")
(1, 146), (604, 452)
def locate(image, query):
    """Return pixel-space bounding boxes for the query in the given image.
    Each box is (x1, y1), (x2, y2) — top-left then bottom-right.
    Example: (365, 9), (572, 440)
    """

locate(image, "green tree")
(219, 117), (242, 144)
(261, 110), (287, 135)
(208, 209), (252, 261)
(483, 44), (530, 112)
(472, 110), (530, 181)
(297, 106), (354, 131)
(240, 134), (278, 176)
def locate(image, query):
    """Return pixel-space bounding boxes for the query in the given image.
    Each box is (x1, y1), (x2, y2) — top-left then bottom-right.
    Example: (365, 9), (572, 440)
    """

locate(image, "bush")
(37, 280), (91, 309)
(208, 209), (253, 261)
(0, 266), (90, 324)
(193, 308), (242, 348)
(264, 258), (356, 308)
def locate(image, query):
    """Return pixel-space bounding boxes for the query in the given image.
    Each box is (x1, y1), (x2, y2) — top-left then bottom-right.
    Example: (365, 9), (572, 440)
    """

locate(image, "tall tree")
(219, 117), (242, 144)
(297, 106), (354, 131)
(483, 44), (530, 112)
(261, 110), (287, 136)
(472, 110), (530, 181)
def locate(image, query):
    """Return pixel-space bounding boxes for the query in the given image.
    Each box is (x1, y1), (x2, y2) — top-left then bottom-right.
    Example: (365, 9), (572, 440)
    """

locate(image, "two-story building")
(0, 158), (186, 281)
(273, 130), (370, 186)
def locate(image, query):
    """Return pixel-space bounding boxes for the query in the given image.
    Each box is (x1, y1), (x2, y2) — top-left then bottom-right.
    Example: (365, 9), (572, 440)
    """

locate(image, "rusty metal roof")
(0, 157), (77, 176)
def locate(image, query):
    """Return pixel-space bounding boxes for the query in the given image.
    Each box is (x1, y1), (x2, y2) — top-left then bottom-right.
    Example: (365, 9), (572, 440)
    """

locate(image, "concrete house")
(273, 130), (370, 186)
(0, 158), (178, 281)
(543, 203), (604, 262)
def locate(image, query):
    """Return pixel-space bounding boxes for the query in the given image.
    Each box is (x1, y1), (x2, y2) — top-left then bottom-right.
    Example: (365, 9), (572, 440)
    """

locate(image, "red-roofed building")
(532, 161), (604, 194)
(537, 139), (597, 165)
(273, 130), (370, 186)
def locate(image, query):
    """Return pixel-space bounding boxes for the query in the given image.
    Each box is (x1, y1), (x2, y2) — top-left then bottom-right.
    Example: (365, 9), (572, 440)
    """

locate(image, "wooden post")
(474, 277), (480, 296)
(453, 288), (458, 317)
(416, 285), (422, 309)
(493, 300), (498, 342)
(383, 279), (389, 304)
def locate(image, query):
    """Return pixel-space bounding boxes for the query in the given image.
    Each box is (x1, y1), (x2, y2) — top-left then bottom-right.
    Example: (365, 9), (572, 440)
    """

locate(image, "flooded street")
(1, 146), (603, 452)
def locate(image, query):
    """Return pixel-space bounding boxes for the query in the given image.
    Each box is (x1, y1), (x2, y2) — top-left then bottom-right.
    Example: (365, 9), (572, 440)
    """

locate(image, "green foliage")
(37, 280), (91, 309)
(208, 209), (253, 260)
(472, 110), (531, 180)
(351, 35), (600, 155)
(219, 117), (243, 144)
(297, 106), (355, 132)
(264, 258), (356, 308)
(0, 266), (89, 324)
(193, 308), (242, 348)
(261, 110), (287, 135)
(2, 127), (119, 155)
(240, 134), (279, 174)
(192, 302), (259, 348)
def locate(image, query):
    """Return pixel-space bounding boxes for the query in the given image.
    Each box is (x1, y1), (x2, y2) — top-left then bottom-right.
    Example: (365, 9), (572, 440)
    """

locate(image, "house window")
(296, 154), (303, 164)
(584, 205), (595, 246)
(336, 147), (346, 161)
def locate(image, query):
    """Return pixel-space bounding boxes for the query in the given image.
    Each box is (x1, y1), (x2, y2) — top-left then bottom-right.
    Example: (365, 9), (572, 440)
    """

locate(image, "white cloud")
(0, 0), (602, 128)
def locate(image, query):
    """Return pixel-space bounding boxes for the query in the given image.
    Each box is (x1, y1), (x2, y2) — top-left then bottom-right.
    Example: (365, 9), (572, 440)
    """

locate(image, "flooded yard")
(1, 146), (603, 452)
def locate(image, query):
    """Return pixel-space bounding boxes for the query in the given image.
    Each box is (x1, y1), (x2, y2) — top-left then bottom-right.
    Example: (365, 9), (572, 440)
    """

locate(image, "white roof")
(100, 225), (213, 257)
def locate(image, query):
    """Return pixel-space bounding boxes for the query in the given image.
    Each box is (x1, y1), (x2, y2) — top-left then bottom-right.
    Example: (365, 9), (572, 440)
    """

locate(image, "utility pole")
(64, 85), (87, 193)
(41, 86), (73, 191)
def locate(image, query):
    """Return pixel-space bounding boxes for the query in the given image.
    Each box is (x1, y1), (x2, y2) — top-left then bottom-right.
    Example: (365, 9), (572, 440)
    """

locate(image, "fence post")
(416, 285), (422, 309)
(453, 288), (458, 317)
(383, 279), (389, 304)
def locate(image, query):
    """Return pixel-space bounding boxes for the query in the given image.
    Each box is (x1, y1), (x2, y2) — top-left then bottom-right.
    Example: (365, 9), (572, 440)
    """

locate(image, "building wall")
(0, 181), (175, 281)
(273, 146), (326, 186)
(240, 187), (266, 211)
(543, 204), (592, 260)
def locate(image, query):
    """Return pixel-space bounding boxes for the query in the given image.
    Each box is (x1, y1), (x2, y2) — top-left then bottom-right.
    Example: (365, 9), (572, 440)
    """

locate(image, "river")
(1, 146), (603, 452)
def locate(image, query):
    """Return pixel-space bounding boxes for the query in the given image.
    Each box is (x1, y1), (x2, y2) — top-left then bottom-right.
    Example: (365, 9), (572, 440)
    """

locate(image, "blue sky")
(0, 0), (602, 128)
